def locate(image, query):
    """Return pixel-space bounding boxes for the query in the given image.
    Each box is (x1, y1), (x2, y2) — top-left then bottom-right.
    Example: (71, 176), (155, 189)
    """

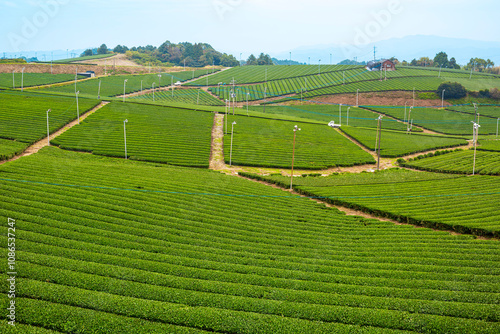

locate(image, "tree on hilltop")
(97, 44), (108, 54)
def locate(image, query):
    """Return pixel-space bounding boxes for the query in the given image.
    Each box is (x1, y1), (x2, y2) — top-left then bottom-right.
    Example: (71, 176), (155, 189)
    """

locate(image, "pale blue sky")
(1, 0), (499, 60)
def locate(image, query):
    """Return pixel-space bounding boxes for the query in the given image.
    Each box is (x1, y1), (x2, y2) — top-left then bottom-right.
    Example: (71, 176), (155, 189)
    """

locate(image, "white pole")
(76, 91), (80, 124)
(472, 122), (480, 175)
(123, 79), (128, 103)
(225, 100), (228, 135)
(356, 89), (359, 107)
(404, 101), (407, 123)
(124, 119), (128, 160)
(377, 116), (383, 171)
(290, 125), (301, 190)
(441, 89), (445, 108)
(46, 109), (51, 146)
(347, 107), (350, 126)
(230, 121), (236, 166)
(339, 104), (342, 126)
(21, 67), (25, 92)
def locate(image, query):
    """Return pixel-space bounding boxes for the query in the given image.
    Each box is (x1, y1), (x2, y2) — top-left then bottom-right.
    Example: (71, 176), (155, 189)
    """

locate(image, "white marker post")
(290, 125), (301, 190)
(46, 109), (51, 146)
(76, 91), (80, 124)
(230, 121), (237, 166)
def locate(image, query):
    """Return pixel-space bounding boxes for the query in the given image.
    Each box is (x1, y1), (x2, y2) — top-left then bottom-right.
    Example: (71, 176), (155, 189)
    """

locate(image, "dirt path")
(210, 113), (226, 169)
(0, 101), (109, 165)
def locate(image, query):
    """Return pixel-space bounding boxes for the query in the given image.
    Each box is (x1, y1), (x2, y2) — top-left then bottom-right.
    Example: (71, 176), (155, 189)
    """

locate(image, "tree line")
(81, 42), (239, 67)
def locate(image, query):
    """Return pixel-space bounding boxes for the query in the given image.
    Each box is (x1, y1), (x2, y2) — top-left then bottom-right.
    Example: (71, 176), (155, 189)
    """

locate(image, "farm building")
(77, 70), (96, 78)
(366, 59), (396, 71)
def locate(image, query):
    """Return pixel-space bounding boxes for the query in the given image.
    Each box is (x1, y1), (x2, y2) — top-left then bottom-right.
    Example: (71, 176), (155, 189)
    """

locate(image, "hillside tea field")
(35, 69), (215, 99)
(366, 106), (500, 135)
(0, 91), (100, 143)
(0, 148), (499, 333)
(51, 102), (213, 167)
(223, 114), (375, 169)
(0, 73), (85, 89)
(401, 149), (500, 175)
(249, 168), (500, 237)
(341, 127), (468, 157)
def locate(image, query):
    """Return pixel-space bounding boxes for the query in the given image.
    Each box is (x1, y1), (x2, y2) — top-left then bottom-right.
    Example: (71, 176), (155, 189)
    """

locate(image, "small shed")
(366, 59), (396, 71)
(77, 71), (96, 78)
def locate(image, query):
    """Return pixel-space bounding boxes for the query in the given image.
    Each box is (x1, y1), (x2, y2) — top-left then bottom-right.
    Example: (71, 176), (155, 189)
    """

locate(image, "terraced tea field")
(131, 88), (224, 106)
(0, 139), (29, 161)
(34, 70), (214, 99)
(223, 115), (375, 169)
(246, 168), (500, 237)
(201, 66), (499, 102)
(401, 149), (500, 175)
(0, 91), (100, 144)
(341, 127), (468, 157)
(0, 73), (85, 89)
(1, 148), (499, 333)
(186, 64), (363, 86)
(366, 106), (500, 135)
(249, 105), (419, 131)
(51, 102), (213, 167)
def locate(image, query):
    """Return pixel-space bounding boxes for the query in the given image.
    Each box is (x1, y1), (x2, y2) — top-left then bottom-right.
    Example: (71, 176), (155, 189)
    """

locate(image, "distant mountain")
(273, 35), (500, 66)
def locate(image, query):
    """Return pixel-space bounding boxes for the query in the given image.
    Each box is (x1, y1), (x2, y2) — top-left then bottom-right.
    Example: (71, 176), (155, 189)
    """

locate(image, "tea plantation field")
(186, 64), (363, 86)
(131, 88), (225, 106)
(401, 149), (500, 175)
(0, 91), (100, 144)
(249, 104), (420, 131)
(0, 138), (29, 161)
(341, 127), (468, 157)
(0, 73), (85, 89)
(447, 105), (500, 119)
(34, 70), (214, 99)
(223, 115), (375, 169)
(246, 168), (500, 237)
(51, 102), (213, 167)
(366, 106), (500, 135)
(1, 148), (499, 333)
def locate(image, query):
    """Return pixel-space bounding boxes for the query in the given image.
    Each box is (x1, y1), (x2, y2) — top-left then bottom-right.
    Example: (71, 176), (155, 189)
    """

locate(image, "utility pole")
(376, 115), (383, 170)
(374, 46), (377, 61)
(290, 125), (301, 190)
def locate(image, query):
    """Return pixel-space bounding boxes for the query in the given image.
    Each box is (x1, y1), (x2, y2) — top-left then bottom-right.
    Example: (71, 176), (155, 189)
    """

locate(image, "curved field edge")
(239, 172), (500, 239)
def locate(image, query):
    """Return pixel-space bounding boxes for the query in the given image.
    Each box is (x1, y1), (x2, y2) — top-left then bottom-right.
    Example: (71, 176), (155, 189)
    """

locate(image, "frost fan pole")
(376, 116), (383, 171)
(290, 125), (301, 190)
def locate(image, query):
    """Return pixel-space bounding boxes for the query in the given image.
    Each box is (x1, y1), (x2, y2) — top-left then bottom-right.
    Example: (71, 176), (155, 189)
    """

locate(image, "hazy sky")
(1, 0), (499, 58)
